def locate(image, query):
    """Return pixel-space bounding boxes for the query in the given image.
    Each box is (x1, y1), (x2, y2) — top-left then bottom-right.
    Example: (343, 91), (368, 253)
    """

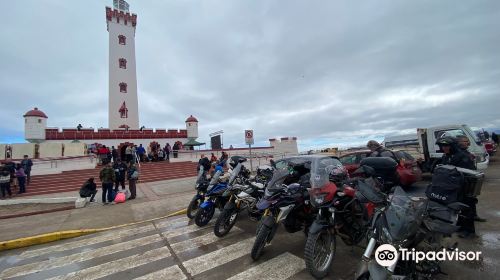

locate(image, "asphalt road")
(0, 155), (498, 280)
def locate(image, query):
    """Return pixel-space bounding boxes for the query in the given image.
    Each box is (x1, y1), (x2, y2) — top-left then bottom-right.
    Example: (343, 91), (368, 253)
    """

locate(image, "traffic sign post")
(245, 130), (254, 171)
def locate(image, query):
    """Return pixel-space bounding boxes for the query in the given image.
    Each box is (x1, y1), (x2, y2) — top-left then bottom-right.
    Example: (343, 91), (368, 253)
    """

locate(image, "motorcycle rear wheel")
(304, 229), (336, 279)
(214, 208), (239, 237)
(187, 196), (201, 219)
(251, 225), (272, 261)
(194, 205), (215, 227)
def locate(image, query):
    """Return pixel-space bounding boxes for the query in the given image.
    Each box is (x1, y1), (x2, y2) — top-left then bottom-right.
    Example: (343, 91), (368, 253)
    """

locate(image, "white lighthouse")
(106, 0), (139, 129)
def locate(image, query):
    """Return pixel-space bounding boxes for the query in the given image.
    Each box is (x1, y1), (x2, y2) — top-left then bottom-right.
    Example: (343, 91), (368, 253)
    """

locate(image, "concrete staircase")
(18, 161), (198, 197)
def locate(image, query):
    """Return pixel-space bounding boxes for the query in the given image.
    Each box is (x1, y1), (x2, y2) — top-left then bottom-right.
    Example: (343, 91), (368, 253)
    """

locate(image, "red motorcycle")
(304, 157), (386, 279)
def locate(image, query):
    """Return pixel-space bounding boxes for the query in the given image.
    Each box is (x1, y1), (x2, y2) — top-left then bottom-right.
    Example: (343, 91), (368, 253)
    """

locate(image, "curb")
(0, 208), (187, 252)
(0, 206), (75, 220)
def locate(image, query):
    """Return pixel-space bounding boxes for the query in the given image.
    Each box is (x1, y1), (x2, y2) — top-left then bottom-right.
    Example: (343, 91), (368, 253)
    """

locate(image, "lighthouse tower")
(106, 0), (139, 129)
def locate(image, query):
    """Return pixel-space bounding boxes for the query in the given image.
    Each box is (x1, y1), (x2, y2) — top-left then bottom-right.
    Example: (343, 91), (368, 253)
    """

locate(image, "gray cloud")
(1, 0), (499, 151)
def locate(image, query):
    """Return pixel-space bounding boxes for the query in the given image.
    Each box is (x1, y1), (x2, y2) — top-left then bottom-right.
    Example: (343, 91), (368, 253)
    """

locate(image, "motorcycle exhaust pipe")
(363, 237), (377, 260)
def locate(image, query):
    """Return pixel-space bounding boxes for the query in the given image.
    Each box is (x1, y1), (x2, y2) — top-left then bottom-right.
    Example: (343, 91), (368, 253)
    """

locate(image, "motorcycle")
(355, 186), (466, 280)
(304, 157), (387, 279)
(250, 156), (316, 261)
(213, 156), (261, 236)
(186, 166), (210, 219)
(194, 165), (229, 226)
(213, 180), (266, 237)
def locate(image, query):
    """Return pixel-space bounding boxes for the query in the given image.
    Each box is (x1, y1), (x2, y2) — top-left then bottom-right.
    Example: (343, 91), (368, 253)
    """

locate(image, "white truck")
(384, 124), (489, 172)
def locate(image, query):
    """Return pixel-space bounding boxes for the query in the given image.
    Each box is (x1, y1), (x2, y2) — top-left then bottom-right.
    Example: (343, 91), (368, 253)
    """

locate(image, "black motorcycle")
(250, 157), (316, 261)
(355, 185), (466, 280)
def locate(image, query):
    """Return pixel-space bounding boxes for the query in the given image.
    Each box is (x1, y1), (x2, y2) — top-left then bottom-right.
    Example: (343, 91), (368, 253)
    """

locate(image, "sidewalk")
(0, 177), (196, 242)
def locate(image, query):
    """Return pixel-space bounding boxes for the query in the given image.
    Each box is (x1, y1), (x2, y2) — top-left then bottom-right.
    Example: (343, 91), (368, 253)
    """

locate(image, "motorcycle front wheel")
(187, 196), (201, 219)
(214, 208), (239, 237)
(304, 229), (336, 279)
(251, 224), (272, 261)
(194, 204), (215, 227)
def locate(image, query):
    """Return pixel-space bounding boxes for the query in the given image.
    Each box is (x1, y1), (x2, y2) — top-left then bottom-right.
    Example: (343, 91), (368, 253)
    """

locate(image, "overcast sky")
(1, 0), (499, 151)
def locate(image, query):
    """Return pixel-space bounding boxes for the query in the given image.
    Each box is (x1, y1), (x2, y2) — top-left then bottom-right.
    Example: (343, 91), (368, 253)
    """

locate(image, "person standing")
(111, 146), (118, 163)
(456, 135), (487, 223)
(125, 145), (133, 164)
(15, 164), (26, 194)
(99, 162), (116, 204)
(79, 177), (97, 202)
(137, 144), (146, 162)
(127, 163), (139, 199)
(436, 136), (477, 239)
(165, 143), (171, 161)
(113, 159), (128, 191)
(0, 166), (12, 199)
(21, 155), (33, 185)
(172, 143), (179, 158)
(210, 153), (218, 164)
(132, 145), (138, 164)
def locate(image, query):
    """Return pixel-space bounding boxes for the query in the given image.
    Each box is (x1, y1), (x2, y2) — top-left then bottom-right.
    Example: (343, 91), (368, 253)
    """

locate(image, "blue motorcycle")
(194, 165), (229, 226)
(186, 166), (210, 219)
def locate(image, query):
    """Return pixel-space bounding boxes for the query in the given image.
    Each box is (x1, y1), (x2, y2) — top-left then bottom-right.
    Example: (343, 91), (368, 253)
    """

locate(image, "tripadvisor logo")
(375, 244), (482, 267)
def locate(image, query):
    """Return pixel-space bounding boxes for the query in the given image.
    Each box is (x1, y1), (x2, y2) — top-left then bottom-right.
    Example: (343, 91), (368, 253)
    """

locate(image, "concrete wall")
(0, 144), (5, 160)
(45, 138), (188, 150)
(64, 143), (87, 157)
(269, 137), (299, 155)
(39, 143), (63, 158)
(11, 143), (35, 159)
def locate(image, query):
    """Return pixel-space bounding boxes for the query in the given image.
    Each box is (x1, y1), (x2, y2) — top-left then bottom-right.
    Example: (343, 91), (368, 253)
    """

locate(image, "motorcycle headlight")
(312, 194), (326, 206)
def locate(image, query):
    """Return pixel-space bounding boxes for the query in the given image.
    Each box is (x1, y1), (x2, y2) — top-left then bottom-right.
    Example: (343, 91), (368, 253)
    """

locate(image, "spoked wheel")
(214, 208), (239, 237)
(194, 205), (215, 227)
(187, 196), (201, 219)
(304, 229), (336, 279)
(251, 225), (272, 261)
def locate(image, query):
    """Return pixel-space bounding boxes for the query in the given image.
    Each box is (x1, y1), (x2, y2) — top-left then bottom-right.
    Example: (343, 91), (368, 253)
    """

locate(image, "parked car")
(473, 128), (497, 156)
(339, 149), (422, 186)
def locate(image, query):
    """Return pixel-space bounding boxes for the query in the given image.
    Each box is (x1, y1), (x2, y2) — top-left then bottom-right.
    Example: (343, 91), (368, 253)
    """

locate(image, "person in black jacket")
(366, 140), (397, 160)
(113, 159), (128, 191)
(79, 178), (97, 202)
(198, 154), (211, 172)
(437, 136), (475, 170)
(436, 136), (477, 239)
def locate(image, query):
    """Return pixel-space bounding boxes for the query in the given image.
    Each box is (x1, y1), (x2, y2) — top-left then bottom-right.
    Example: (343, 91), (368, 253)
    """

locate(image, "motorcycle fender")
(224, 201), (237, 210)
(308, 220), (329, 235)
(276, 205), (294, 222)
(262, 215), (276, 228)
(200, 200), (214, 209)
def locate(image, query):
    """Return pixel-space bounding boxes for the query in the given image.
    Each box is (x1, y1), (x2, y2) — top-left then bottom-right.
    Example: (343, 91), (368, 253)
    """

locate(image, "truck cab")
(417, 124), (489, 171)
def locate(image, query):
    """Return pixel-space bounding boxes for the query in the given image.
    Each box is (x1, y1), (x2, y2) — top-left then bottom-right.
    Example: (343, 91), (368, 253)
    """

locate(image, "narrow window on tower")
(118, 35), (126, 45)
(119, 83), (127, 93)
(119, 102), (128, 118)
(119, 58), (127, 69)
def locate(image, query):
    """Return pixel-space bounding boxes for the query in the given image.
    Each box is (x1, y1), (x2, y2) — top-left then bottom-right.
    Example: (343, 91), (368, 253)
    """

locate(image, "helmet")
(436, 136), (456, 146)
(329, 165), (349, 185)
(215, 165), (223, 173)
(366, 140), (381, 149)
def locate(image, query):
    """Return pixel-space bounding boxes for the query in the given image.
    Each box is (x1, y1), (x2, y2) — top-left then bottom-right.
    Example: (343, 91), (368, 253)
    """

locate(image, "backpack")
(426, 165), (464, 205)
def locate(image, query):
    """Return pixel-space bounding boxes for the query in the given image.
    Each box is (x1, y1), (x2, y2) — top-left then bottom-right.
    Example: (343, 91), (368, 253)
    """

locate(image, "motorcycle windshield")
(264, 169), (290, 197)
(196, 166), (205, 184)
(310, 157), (342, 189)
(384, 187), (427, 242)
(229, 163), (242, 185)
(209, 170), (222, 186)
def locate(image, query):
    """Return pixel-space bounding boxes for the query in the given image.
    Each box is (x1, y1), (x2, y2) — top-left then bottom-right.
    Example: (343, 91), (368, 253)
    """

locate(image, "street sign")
(245, 130), (254, 145)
